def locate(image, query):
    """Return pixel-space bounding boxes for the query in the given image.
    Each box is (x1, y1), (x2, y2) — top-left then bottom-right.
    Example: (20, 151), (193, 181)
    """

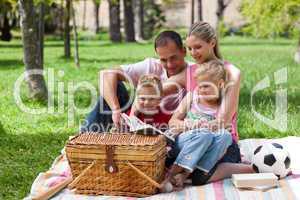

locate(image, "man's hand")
(112, 110), (121, 128)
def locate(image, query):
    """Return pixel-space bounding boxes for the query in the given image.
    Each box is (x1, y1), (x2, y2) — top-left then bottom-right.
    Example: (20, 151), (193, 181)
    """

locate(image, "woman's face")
(186, 35), (215, 64)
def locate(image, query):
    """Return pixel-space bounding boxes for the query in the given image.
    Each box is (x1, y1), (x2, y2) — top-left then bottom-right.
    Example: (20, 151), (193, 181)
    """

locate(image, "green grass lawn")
(0, 35), (299, 199)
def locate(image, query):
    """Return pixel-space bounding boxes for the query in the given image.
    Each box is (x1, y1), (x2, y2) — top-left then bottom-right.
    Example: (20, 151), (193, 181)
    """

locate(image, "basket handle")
(126, 161), (162, 189)
(68, 161), (97, 189)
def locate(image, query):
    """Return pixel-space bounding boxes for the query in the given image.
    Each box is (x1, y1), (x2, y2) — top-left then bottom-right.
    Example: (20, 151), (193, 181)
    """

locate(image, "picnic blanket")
(25, 136), (300, 200)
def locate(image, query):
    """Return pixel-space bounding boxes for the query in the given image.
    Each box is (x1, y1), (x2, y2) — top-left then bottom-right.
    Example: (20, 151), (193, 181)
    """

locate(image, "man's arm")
(99, 67), (127, 126)
(162, 68), (186, 97)
(217, 65), (241, 124)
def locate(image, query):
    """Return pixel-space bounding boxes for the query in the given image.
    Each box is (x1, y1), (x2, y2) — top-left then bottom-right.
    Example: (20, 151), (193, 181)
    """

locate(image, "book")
(232, 173), (278, 189)
(120, 113), (175, 142)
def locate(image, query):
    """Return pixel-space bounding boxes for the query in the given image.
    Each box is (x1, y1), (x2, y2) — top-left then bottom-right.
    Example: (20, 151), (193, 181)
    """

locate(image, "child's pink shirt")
(186, 61), (239, 142)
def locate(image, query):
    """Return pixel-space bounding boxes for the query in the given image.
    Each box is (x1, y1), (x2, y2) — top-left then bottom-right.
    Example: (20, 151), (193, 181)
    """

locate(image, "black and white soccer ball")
(251, 142), (291, 179)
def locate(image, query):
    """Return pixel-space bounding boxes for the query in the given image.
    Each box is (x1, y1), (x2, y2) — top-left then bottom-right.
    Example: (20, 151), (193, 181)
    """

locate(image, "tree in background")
(108, 0), (121, 42)
(82, 0), (87, 30)
(123, 0), (135, 42)
(216, 0), (231, 31)
(19, 0), (48, 101)
(133, 0), (144, 41)
(190, 0), (194, 26)
(197, 0), (202, 21)
(242, 0), (300, 63)
(0, 0), (17, 41)
(64, 0), (71, 58)
(92, 0), (101, 34)
(143, 0), (165, 39)
(37, 1), (45, 67)
(71, 0), (80, 67)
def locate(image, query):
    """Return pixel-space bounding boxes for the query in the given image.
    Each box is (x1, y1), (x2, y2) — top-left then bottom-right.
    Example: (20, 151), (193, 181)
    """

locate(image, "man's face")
(155, 41), (186, 76)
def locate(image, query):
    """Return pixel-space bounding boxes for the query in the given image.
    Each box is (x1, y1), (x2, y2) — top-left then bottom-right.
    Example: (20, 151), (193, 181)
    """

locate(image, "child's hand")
(165, 128), (182, 139)
(184, 118), (208, 130)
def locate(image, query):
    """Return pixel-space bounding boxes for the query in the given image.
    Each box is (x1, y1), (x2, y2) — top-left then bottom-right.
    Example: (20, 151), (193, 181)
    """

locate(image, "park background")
(0, 0), (299, 199)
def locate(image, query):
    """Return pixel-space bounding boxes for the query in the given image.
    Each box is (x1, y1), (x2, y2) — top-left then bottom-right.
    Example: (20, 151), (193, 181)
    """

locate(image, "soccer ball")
(251, 142), (291, 179)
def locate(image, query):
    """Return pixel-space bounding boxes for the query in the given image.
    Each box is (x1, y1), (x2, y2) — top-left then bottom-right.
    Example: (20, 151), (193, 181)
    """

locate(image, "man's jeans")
(80, 82), (130, 133)
(173, 128), (232, 173)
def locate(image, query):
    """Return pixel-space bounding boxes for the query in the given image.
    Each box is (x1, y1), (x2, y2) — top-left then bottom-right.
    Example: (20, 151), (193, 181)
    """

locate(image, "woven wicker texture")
(66, 133), (166, 197)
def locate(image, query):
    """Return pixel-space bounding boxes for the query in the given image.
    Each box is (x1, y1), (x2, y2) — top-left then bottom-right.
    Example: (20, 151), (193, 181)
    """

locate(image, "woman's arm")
(217, 64), (241, 124)
(168, 92), (193, 134)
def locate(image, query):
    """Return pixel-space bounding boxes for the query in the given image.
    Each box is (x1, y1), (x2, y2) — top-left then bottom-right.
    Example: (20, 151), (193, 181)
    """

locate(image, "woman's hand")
(207, 119), (232, 132)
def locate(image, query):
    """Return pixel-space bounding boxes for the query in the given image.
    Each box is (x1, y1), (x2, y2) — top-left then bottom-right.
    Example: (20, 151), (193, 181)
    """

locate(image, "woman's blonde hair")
(188, 21), (222, 59)
(195, 60), (227, 82)
(137, 74), (163, 96)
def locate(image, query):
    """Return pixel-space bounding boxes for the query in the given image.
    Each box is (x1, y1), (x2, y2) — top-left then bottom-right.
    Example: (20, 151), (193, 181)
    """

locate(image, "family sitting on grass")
(80, 21), (254, 192)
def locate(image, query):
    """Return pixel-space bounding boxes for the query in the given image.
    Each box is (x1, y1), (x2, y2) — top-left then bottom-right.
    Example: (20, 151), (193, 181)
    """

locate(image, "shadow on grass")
(0, 121), (5, 135)
(221, 41), (294, 46)
(0, 131), (72, 199)
(79, 57), (144, 65)
(0, 43), (23, 48)
(0, 59), (23, 68)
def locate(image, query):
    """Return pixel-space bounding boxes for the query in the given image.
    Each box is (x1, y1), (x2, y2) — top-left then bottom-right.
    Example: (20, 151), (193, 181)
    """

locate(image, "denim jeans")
(80, 81), (130, 133)
(173, 128), (232, 173)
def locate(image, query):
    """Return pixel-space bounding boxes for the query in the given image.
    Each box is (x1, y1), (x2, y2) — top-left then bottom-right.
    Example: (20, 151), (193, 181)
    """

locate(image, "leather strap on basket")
(105, 145), (118, 173)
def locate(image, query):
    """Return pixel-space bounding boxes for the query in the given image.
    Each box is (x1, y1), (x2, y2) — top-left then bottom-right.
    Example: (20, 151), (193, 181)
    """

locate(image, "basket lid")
(67, 133), (165, 146)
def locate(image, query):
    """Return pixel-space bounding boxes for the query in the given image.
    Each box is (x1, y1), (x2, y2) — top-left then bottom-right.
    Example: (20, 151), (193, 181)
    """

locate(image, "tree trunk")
(216, 0), (231, 32)
(71, 0), (80, 68)
(37, 2), (45, 67)
(216, 0), (231, 22)
(197, 0), (202, 21)
(133, 0), (144, 41)
(93, 0), (100, 34)
(19, 0), (48, 101)
(191, 0), (195, 26)
(123, 0), (135, 42)
(60, 0), (64, 39)
(82, 0), (86, 30)
(295, 37), (300, 63)
(0, 12), (12, 41)
(216, 0), (225, 21)
(108, 0), (122, 42)
(64, 0), (71, 58)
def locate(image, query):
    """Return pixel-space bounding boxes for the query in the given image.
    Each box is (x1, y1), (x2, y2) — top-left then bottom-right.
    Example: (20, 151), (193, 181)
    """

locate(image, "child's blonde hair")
(137, 74), (163, 96)
(195, 60), (227, 83)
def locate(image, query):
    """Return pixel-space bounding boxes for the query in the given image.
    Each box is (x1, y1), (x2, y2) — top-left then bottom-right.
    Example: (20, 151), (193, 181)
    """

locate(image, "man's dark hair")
(154, 30), (183, 51)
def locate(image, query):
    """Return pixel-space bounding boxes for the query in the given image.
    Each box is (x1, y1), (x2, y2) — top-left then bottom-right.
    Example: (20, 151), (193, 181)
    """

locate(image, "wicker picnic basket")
(65, 132), (166, 197)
